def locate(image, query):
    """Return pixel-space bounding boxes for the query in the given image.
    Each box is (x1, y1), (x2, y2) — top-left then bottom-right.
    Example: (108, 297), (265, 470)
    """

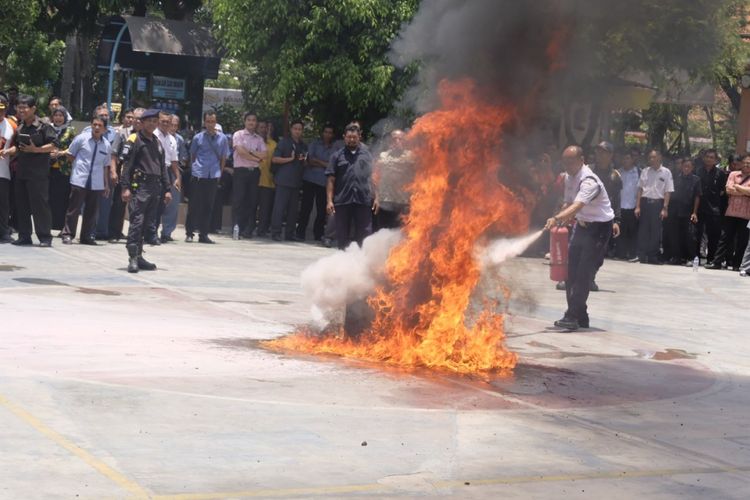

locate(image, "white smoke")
(301, 229), (402, 328)
(302, 229), (543, 327)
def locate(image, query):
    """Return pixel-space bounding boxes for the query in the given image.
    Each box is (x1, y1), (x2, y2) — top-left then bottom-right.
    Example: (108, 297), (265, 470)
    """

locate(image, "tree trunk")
(60, 34), (77, 110)
(681, 105), (691, 156)
(704, 106), (717, 149)
(719, 77), (741, 113)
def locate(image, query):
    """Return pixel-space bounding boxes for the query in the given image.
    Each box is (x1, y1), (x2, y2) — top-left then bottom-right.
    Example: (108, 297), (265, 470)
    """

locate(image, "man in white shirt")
(545, 145), (618, 331)
(0, 95), (14, 243)
(635, 149), (674, 264)
(148, 110), (180, 244)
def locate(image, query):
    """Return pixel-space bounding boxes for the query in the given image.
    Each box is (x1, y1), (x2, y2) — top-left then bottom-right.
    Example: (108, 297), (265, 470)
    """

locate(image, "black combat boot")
(127, 244), (139, 273)
(137, 245), (157, 271)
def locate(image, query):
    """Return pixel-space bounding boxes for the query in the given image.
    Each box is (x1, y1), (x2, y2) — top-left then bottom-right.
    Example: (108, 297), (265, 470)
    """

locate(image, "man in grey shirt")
(271, 119), (307, 241)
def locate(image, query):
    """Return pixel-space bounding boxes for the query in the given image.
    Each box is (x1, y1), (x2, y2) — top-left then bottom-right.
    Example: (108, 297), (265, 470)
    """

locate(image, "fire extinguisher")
(549, 225), (569, 282)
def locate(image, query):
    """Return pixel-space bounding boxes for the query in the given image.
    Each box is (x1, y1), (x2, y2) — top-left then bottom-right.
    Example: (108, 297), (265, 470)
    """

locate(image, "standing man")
(695, 149), (727, 265)
(256, 120), (277, 238)
(4, 95), (57, 247)
(161, 114), (187, 243)
(325, 123), (378, 249)
(186, 110), (229, 244)
(92, 104), (118, 241)
(0, 95), (15, 243)
(108, 108), (144, 243)
(120, 109), (171, 272)
(544, 146), (617, 331)
(297, 124), (336, 241)
(61, 115), (112, 245)
(635, 149), (674, 264)
(706, 154), (750, 271)
(271, 119), (307, 241)
(147, 111), (180, 245)
(663, 158), (701, 265)
(616, 149), (640, 261)
(231, 112), (266, 238)
(375, 129), (414, 229)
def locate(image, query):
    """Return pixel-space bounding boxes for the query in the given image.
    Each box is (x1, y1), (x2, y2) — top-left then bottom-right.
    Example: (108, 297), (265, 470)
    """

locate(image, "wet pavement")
(0, 232), (748, 499)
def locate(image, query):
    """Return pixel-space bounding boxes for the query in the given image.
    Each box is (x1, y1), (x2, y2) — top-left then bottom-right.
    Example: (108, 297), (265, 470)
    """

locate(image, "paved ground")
(0, 231), (748, 499)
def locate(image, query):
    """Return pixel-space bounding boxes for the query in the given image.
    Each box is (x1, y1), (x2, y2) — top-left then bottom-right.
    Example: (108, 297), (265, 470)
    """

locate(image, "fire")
(265, 79), (529, 375)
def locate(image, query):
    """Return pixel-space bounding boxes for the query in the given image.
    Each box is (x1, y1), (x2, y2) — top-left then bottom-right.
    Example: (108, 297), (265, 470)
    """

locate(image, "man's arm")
(544, 201), (585, 229)
(634, 187), (643, 218)
(326, 175), (336, 215)
(661, 192), (671, 220)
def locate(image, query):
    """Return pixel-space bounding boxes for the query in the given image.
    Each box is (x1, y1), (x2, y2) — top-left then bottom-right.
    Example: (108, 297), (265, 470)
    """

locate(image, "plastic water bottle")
(232, 224), (240, 240)
(692, 256), (699, 272)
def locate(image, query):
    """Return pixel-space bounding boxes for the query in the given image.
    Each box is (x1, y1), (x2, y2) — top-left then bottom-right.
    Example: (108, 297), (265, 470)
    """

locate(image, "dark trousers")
(232, 168), (261, 233)
(257, 186), (275, 235)
(637, 199), (663, 262)
(48, 169), (70, 231)
(108, 183), (127, 239)
(14, 166), (52, 243)
(186, 177), (218, 237)
(375, 206), (406, 230)
(296, 181), (327, 240)
(695, 213), (722, 262)
(0, 178), (9, 238)
(335, 203), (372, 250)
(271, 185), (300, 238)
(146, 191), (164, 242)
(62, 186), (101, 241)
(714, 216), (750, 269)
(565, 221), (612, 323)
(209, 170), (232, 232)
(126, 179), (160, 250)
(663, 214), (696, 262)
(95, 188), (113, 239)
(615, 208), (638, 259)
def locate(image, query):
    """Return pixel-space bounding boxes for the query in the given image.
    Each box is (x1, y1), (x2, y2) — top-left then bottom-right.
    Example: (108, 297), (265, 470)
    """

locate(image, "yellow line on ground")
(0, 393), (150, 499)
(153, 464), (750, 500)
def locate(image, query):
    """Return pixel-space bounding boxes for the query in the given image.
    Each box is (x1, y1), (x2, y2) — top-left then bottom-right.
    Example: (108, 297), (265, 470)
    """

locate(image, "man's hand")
(121, 188), (132, 203)
(109, 170), (118, 184)
(544, 217), (557, 231)
(18, 143), (36, 153)
(634, 207), (641, 218)
(164, 192), (173, 205)
(372, 199), (380, 215)
(174, 177), (182, 192)
(690, 213), (698, 224)
(326, 200), (335, 215)
(612, 223), (621, 238)
(660, 208), (668, 220)
(103, 187), (110, 199)
(0, 150), (6, 160)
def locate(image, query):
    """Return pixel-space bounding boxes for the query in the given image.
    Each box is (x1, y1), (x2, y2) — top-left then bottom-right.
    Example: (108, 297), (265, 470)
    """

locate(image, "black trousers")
(232, 168), (260, 233)
(257, 186), (274, 235)
(662, 214), (696, 262)
(375, 205), (406, 230)
(296, 181), (327, 240)
(637, 199), (663, 262)
(615, 208), (638, 259)
(335, 203), (372, 250)
(271, 185), (300, 238)
(186, 177), (218, 237)
(62, 186), (101, 241)
(126, 179), (160, 250)
(14, 166), (52, 243)
(0, 178), (10, 238)
(565, 220), (612, 323)
(48, 168), (70, 231)
(695, 212), (722, 262)
(108, 183), (127, 239)
(210, 170), (232, 232)
(714, 216), (750, 269)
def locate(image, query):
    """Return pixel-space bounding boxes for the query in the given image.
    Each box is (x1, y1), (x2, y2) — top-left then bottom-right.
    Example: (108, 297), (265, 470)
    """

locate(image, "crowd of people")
(531, 141), (750, 279)
(0, 91), (415, 271)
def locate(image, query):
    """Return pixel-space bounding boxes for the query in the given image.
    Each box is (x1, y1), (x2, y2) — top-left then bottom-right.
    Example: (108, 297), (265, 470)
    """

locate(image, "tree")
(212, 0), (420, 132)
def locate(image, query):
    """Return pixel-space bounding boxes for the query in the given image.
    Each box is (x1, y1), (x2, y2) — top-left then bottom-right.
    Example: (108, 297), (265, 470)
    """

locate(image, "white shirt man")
(563, 164), (615, 223)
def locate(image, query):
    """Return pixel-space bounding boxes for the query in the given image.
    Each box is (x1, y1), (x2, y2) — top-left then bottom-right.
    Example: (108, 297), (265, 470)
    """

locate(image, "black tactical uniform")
(120, 127), (170, 272)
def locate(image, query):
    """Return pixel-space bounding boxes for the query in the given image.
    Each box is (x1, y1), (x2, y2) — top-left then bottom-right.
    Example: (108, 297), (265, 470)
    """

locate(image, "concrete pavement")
(0, 232), (748, 499)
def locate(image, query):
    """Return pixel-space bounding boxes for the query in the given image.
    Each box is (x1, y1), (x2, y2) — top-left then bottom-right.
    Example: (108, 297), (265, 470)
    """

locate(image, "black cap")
(141, 108), (160, 120)
(595, 141), (614, 154)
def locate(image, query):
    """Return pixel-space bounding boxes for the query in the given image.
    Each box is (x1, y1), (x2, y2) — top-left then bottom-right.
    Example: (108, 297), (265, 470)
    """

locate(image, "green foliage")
(212, 0), (419, 131)
(213, 103), (244, 134)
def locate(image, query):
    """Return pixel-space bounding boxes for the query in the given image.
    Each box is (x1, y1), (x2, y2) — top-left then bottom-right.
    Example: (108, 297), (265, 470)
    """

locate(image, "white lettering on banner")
(152, 76), (186, 100)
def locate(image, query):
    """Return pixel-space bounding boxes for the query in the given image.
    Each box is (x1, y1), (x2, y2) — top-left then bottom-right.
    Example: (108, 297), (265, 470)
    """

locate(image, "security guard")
(545, 145), (618, 331)
(120, 109), (172, 273)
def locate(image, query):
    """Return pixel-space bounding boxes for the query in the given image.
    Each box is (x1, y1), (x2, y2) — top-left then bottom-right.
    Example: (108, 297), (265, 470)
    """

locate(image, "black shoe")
(79, 239), (98, 246)
(0, 236), (14, 244)
(12, 238), (33, 246)
(555, 281), (566, 291)
(628, 257), (640, 263)
(146, 238), (161, 246)
(271, 234), (282, 242)
(39, 240), (52, 248)
(704, 262), (722, 270)
(321, 237), (333, 248)
(185, 235), (194, 242)
(554, 317), (579, 331)
(137, 256), (157, 271)
(198, 236), (215, 244)
(62, 236), (73, 245)
(160, 235), (174, 243)
(285, 235), (303, 242)
(590, 281), (599, 292)
(578, 316), (590, 328)
(256, 231), (268, 238)
(108, 237), (119, 244)
(128, 256), (139, 273)
(240, 231), (253, 239)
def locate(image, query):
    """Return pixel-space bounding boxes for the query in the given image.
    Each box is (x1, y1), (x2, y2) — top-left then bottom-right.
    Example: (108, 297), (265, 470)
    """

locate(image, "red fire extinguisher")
(549, 225), (569, 282)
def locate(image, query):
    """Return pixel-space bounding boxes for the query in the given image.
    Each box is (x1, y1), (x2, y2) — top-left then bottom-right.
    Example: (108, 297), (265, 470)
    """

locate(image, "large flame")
(266, 79), (529, 375)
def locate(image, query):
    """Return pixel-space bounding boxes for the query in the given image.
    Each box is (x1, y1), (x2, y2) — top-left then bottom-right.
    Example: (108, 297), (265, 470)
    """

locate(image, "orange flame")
(265, 78), (529, 375)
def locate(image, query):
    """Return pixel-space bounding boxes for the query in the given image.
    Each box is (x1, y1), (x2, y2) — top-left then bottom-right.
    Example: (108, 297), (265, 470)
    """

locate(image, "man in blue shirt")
(61, 115), (112, 245)
(296, 123), (338, 241)
(186, 110), (230, 243)
(88, 104), (118, 240)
